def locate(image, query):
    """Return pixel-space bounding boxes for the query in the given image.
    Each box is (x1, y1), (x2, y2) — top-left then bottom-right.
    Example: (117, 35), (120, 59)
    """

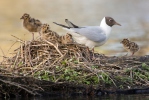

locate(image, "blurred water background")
(0, 0), (149, 61)
(11, 94), (149, 100)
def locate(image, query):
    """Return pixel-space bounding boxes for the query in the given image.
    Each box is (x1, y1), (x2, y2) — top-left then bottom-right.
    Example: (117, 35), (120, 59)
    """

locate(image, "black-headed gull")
(53, 17), (121, 49)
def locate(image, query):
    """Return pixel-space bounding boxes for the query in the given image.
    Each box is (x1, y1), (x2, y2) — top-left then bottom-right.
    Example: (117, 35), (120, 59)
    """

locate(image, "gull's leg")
(87, 47), (95, 60)
(87, 47), (90, 53)
(125, 52), (128, 56)
(87, 47), (91, 59)
(122, 52), (128, 56)
(92, 48), (94, 53)
(131, 52), (134, 56)
(92, 48), (95, 59)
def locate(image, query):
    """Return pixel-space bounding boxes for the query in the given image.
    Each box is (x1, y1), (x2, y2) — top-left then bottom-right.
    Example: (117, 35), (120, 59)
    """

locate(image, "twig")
(43, 39), (63, 56)
(33, 58), (49, 69)
(11, 35), (24, 43)
(0, 46), (5, 57)
(12, 50), (20, 68)
(7, 41), (18, 54)
(50, 53), (67, 69)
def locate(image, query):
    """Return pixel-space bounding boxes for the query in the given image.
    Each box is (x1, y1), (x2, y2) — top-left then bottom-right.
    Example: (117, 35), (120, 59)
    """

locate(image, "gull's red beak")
(115, 22), (121, 26)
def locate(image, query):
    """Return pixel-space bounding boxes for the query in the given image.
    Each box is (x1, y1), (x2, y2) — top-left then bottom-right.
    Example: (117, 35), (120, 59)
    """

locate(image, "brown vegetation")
(0, 29), (149, 98)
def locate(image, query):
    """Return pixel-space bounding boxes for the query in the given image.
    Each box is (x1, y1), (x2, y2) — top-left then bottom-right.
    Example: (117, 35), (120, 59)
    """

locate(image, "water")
(10, 94), (149, 100)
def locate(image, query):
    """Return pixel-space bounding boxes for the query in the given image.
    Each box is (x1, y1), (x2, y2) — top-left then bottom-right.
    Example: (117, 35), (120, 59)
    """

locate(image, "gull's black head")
(105, 17), (121, 27)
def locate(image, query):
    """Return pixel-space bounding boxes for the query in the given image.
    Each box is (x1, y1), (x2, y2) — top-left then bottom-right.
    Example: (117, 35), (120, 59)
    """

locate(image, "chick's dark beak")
(20, 16), (23, 19)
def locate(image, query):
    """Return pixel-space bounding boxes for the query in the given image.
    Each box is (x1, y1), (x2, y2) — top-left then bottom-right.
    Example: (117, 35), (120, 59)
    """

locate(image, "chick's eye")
(25, 15), (29, 18)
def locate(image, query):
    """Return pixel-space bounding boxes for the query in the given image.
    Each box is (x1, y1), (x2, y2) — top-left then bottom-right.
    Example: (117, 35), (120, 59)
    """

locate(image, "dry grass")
(0, 29), (149, 97)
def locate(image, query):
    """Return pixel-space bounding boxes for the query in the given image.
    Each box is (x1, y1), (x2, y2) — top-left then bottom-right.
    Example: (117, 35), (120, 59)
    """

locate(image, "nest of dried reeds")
(0, 29), (149, 97)
(1, 33), (102, 74)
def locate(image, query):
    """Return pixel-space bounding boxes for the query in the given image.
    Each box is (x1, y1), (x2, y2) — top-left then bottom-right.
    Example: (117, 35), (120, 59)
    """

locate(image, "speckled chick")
(121, 38), (139, 56)
(60, 33), (73, 44)
(40, 23), (50, 34)
(40, 23), (60, 42)
(20, 13), (42, 40)
(129, 41), (139, 56)
(121, 38), (131, 51)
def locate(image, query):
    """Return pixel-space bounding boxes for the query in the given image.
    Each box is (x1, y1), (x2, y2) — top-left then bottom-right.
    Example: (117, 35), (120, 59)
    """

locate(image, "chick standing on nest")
(120, 38), (139, 56)
(20, 13), (42, 40)
(40, 23), (60, 42)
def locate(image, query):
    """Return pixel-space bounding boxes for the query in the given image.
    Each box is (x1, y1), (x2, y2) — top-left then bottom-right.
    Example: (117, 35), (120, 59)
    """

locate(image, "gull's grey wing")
(70, 26), (106, 42)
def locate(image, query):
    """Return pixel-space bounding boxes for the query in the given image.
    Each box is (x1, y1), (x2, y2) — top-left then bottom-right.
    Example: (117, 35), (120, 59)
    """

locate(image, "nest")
(1, 33), (103, 74)
(0, 29), (149, 97)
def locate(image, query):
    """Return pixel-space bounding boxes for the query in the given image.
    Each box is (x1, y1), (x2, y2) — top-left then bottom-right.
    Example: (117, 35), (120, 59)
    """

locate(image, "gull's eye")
(109, 19), (112, 22)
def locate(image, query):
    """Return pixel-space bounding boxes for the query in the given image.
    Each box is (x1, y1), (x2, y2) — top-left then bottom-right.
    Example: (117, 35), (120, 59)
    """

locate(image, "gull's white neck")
(100, 17), (112, 38)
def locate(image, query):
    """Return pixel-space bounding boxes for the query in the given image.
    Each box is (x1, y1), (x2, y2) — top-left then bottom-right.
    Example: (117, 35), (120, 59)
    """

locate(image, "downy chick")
(40, 23), (60, 43)
(60, 33), (73, 44)
(20, 13), (42, 40)
(121, 38), (139, 56)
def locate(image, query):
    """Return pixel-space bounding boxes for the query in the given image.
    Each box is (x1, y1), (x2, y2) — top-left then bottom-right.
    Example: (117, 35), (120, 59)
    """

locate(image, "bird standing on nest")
(53, 17), (121, 52)
(20, 13), (42, 40)
(120, 38), (139, 56)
